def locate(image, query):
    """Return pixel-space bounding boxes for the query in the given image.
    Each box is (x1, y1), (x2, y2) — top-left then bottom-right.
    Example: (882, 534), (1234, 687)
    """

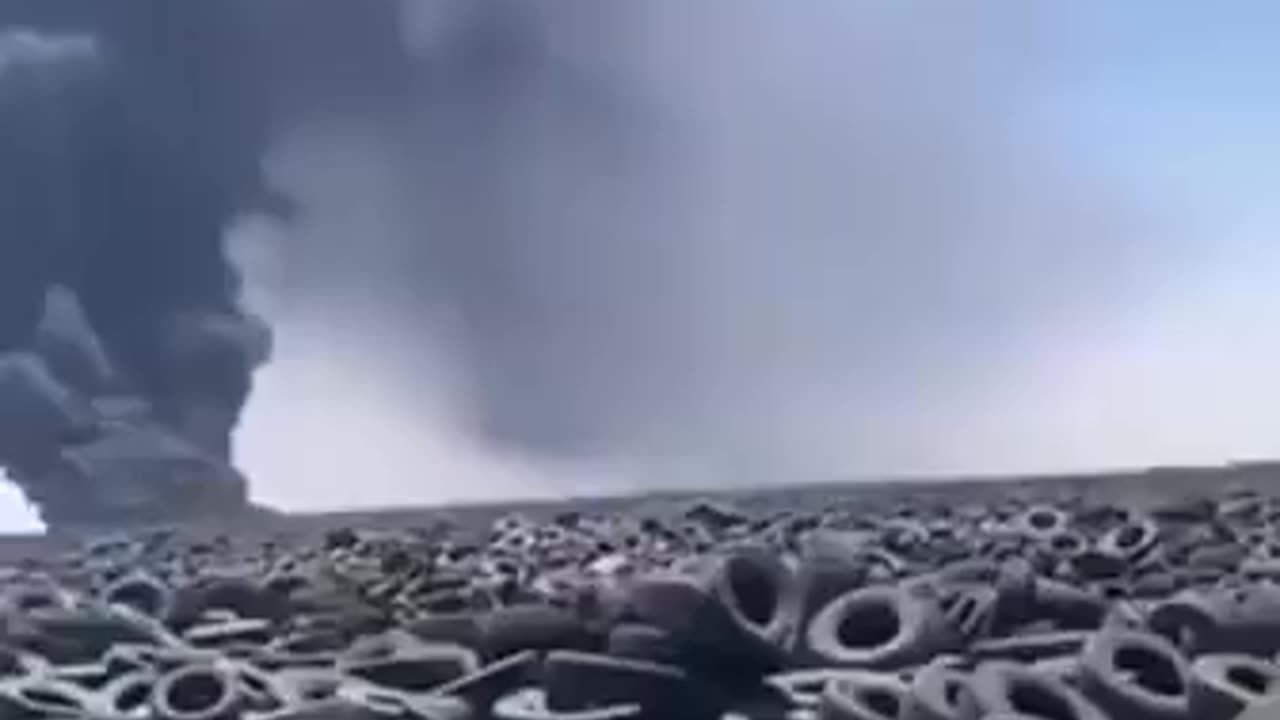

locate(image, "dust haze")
(232, 2), (1198, 511)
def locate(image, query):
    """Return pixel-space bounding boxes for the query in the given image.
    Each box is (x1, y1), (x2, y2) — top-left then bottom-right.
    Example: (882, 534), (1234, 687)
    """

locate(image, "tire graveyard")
(3, 486), (1280, 719)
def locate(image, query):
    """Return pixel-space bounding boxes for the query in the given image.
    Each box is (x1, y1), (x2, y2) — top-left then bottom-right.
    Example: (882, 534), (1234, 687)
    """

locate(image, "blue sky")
(1043, 2), (1280, 224)
(966, 1), (1280, 473)
(1032, 2), (1280, 341)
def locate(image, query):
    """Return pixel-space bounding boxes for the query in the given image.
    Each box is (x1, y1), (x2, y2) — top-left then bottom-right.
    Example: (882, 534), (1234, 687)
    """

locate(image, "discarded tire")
(818, 670), (909, 720)
(152, 663), (244, 720)
(1077, 629), (1191, 720)
(101, 570), (175, 621)
(1188, 653), (1280, 720)
(3, 482), (1280, 720)
(625, 548), (792, 677)
(803, 586), (947, 670)
(542, 651), (712, 720)
(960, 662), (1107, 720)
(1150, 584), (1280, 657)
(903, 661), (972, 720)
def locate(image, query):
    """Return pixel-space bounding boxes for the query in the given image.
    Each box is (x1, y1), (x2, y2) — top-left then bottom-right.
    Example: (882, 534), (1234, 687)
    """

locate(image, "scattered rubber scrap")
(1, 486), (1280, 718)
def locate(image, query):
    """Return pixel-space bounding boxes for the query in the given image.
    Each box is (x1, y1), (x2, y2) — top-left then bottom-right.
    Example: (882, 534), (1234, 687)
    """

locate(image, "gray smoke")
(236, 1), (1185, 507)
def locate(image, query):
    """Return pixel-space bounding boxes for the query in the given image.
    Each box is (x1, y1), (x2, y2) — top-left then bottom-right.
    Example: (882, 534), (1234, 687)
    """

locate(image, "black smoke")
(0, 0), (407, 472)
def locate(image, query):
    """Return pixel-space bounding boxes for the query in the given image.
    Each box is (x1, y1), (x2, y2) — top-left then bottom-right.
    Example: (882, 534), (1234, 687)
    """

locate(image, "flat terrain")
(3, 459), (1277, 560)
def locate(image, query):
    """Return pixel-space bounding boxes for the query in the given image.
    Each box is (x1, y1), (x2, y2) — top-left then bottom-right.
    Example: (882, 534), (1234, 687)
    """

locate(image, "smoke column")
(234, 1), (1195, 509)
(0, 2), (1220, 520)
(0, 1), (407, 526)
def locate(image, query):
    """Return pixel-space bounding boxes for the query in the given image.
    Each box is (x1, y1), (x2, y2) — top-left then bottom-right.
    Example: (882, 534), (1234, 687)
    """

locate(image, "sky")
(3, 2), (1280, 530)
(996, 2), (1280, 469)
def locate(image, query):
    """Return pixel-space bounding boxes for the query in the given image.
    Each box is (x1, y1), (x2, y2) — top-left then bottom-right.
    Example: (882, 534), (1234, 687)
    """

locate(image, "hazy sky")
(3, 2), (1279, 530)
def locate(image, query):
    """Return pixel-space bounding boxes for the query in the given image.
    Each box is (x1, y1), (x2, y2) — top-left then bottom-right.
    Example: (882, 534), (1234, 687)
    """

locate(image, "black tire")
(1078, 629), (1191, 720)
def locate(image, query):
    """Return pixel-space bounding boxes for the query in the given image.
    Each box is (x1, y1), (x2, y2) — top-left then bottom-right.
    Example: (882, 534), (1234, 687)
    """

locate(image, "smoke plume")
(235, 1), (1187, 508)
(0, 2), (1199, 516)
(0, 1), (406, 483)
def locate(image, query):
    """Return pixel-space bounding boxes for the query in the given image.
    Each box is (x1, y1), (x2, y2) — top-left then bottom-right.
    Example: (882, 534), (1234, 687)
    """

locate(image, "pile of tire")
(1, 486), (1280, 719)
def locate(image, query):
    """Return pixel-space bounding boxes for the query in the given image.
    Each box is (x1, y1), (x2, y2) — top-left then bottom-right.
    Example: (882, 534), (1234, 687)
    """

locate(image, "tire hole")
(1227, 665), (1271, 696)
(166, 671), (227, 713)
(859, 687), (900, 718)
(837, 599), (900, 650)
(1008, 680), (1075, 720)
(1115, 645), (1184, 697)
(725, 557), (778, 627)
